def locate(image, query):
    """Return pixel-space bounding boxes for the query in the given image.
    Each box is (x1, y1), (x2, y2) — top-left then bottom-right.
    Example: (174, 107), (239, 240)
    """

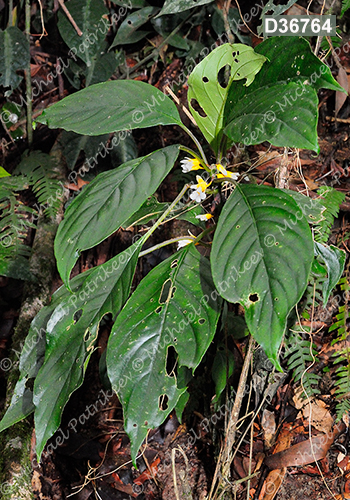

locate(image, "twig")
(164, 85), (198, 127)
(57, 0), (82, 36)
(209, 335), (255, 499)
(25, 0), (33, 145)
(223, 0), (234, 44)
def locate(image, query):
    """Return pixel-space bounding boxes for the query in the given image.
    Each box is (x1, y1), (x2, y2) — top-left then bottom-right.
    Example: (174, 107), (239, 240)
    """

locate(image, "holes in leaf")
(275, 242), (279, 246)
(155, 306), (162, 314)
(84, 330), (91, 342)
(73, 309), (83, 324)
(217, 64), (231, 89)
(171, 287), (176, 299)
(249, 293), (259, 303)
(236, 225), (240, 229)
(232, 50), (240, 63)
(159, 394), (169, 411)
(133, 423), (137, 427)
(159, 279), (172, 304)
(275, 297), (279, 301)
(144, 421), (148, 426)
(171, 259), (178, 269)
(202, 76), (209, 83)
(190, 98), (207, 117)
(198, 318), (206, 325)
(127, 20), (132, 25)
(166, 345), (178, 378)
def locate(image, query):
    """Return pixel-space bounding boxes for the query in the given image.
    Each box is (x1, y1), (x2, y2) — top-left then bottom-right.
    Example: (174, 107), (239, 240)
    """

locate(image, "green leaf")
(314, 242), (346, 306)
(57, 0), (108, 67)
(106, 244), (221, 462)
(212, 342), (235, 404)
(281, 189), (325, 225)
(121, 195), (169, 228)
(59, 131), (109, 171)
(224, 37), (346, 152)
(187, 43), (266, 153)
(0, 26), (30, 90)
(211, 184), (314, 369)
(55, 145), (180, 286)
(33, 240), (143, 460)
(0, 167), (10, 178)
(110, 7), (159, 48)
(37, 80), (182, 134)
(341, 0), (350, 17)
(157, 0), (214, 17)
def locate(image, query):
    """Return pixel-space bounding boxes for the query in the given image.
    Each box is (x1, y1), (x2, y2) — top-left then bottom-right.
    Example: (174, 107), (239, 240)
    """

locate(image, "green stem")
(179, 123), (209, 166)
(139, 236), (194, 257)
(140, 183), (190, 247)
(25, 0), (33, 146)
(8, 0), (13, 26)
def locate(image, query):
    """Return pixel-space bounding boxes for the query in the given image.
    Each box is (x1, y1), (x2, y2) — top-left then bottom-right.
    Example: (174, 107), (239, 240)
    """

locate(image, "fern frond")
(14, 151), (63, 218)
(0, 183), (36, 279)
(314, 186), (345, 244)
(335, 398), (350, 421)
(285, 330), (321, 398)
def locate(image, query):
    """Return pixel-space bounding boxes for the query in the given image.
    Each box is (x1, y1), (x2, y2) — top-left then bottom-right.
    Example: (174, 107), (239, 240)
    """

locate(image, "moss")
(0, 420), (33, 499)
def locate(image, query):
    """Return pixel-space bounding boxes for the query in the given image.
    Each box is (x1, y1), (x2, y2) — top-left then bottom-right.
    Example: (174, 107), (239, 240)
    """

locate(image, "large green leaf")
(0, 26), (30, 90)
(57, 0), (108, 67)
(33, 240), (143, 460)
(37, 80), (182, 135)
(224, 37), (346, 152)
(106, 244), (221, 461)
(211, 184), (314, 369)
(55, 145), (179, 286)
(157, 0), (214, 16)
(187, 43), (266, 154)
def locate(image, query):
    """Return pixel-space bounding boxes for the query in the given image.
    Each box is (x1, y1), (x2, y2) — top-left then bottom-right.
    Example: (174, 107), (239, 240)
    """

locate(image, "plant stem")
(179, 123), (209, 166)
(25, 0), (33, 146)
(209, 335), (255, 500)
(8, 0), (13, 26)
(140, 183), (190, 246)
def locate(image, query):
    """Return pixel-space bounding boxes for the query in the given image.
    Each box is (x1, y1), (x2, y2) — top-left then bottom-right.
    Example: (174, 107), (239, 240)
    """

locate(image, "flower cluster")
(180, 157), (239, 204)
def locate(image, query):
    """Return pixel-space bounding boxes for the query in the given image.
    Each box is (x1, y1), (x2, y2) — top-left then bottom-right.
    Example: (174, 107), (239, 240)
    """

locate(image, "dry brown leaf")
(264, 421), (346, 470)
(261, 409), (276, 448)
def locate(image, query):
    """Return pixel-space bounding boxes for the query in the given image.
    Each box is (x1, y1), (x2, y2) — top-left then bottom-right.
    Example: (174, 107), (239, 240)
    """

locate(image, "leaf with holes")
(224, 37), (345, 152)
(211, 184), (314, 369)
(57, 0), (108, 67)
(33, 239), (143, 460)
(187, 43), (266, 154)
(37, 80), (182, 135)
(106, 244), (221, 462)
(55, 145), (179, 287)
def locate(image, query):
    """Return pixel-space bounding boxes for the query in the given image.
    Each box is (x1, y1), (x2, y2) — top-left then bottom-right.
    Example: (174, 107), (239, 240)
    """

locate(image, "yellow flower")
(180, 157), (203, 173)
(189, 175), (211, 203)
(216, 163), (239, 180)
(196, 213), (213, 221)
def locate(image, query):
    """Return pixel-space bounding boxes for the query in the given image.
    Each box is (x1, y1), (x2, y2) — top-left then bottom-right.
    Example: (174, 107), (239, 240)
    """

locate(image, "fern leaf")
(285, 330), (321, 398)
(14, 151), (64, 218)
(314, 186), (345, 243)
